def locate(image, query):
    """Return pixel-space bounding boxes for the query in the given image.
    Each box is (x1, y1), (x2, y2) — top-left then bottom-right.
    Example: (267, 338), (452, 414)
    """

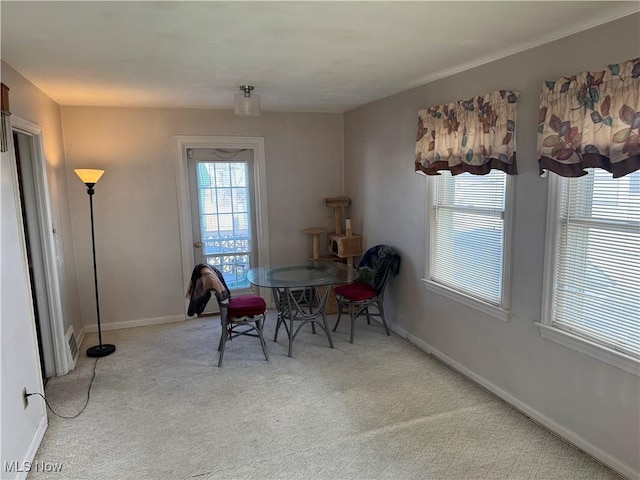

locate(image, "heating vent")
(65, 326), (79, 368)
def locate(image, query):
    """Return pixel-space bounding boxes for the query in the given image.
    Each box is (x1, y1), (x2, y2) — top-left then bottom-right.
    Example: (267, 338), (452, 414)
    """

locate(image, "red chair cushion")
(334, 282), (377, 302)
(228, 295), (266, 318)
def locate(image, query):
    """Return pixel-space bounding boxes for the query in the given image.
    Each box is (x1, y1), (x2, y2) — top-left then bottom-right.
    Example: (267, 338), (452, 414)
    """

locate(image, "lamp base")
(86, 344), (116, 358)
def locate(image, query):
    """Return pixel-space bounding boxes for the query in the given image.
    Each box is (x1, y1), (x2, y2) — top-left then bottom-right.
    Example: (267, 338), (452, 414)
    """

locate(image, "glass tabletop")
(247, 261), (355, 288)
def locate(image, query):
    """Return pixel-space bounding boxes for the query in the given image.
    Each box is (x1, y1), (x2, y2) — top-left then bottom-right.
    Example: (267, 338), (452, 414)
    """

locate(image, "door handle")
(194, 242), (202, 248)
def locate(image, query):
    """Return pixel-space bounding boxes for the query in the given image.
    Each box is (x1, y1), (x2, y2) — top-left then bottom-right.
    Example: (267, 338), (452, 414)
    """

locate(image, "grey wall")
(60, 107), (344, 328)
(343, 14), (640, 475)
(3, 12), (638, 477)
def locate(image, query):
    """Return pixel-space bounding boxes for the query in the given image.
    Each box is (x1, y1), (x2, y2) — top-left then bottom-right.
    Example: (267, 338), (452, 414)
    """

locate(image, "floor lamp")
(75, 169), (116, 357)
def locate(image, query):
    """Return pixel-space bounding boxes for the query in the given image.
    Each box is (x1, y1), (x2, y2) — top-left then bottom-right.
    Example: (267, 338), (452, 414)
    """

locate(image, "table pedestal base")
(272, 286), (334, 357)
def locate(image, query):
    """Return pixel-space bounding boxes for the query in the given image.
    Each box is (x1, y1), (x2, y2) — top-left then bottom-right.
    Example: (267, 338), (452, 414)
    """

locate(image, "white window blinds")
(550, 169), (640, 358)
(430, 170), (507, 306)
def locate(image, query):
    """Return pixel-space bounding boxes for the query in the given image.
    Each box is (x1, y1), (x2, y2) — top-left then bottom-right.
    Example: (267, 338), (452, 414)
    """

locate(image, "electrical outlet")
(22, 387), (28, 409)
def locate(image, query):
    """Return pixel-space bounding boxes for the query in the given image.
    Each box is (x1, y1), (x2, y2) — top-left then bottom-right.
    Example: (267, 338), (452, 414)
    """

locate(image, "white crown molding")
(406, 5), (640, 92)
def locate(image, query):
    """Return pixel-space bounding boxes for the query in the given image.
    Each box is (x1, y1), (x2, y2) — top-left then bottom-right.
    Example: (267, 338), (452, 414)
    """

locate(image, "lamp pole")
(76, 169), (115, 358)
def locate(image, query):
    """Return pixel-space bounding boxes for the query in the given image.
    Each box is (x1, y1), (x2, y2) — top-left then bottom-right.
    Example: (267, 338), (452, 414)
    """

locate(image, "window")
(424, 170), (512, 319)
(196, 160), (253, 289)
(541, 169), (640, 370)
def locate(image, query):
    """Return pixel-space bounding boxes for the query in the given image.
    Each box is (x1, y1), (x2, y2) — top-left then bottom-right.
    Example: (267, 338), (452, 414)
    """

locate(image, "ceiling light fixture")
(234, 85), (260, 117)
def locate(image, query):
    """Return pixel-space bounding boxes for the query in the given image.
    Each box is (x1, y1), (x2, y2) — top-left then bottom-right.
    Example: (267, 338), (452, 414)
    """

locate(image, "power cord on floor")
(26, 357), (99, 419)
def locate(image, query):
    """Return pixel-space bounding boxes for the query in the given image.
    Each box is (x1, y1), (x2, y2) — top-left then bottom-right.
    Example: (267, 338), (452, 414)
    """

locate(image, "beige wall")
(2, 62), (83, 338)
(1, 61), (76, 478)
(60, 107), (343, 327)
(343, 14), (640, 475)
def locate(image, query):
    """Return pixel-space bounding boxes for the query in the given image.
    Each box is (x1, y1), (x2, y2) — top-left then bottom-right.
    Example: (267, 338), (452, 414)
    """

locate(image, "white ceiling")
(1, 1), (638, 113)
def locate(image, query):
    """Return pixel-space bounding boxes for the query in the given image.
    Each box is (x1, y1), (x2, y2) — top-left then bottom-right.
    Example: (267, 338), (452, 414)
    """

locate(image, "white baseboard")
(14, 415), (48, 480)
(385, 320), (638, 480)
(83, 314), (185, 333)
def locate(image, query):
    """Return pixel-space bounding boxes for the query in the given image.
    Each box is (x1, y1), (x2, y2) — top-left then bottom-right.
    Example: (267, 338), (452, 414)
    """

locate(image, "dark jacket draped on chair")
(356, 245), (401, 293)
(185, 263), (228, 317)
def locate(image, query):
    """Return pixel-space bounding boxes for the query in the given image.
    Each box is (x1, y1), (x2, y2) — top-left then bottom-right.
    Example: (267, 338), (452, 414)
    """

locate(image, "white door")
(13, 131), (56, 378)
(8, 117), (70, 376)
(188, 148), (256, 301)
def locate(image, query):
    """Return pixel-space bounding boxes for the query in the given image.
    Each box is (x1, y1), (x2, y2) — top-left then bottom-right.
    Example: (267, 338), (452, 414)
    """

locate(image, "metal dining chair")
(332, 245), (401, 343)
(211, 267), (270, 367)
(186, 263), (269, 366)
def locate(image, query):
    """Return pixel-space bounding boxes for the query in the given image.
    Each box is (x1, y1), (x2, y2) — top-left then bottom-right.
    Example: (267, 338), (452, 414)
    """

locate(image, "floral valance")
(537, 58), (640, 178)
(415, 90), (519, 176)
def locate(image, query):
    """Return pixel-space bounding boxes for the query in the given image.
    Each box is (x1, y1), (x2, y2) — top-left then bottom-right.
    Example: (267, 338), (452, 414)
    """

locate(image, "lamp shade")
(75, 169), (105, 185)
(234, 85), (260, 117)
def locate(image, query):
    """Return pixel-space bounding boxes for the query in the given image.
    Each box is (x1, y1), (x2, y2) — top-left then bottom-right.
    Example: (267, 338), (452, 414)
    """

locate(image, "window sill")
(420, 278), (510, 322)
(535, 322), (640, 376)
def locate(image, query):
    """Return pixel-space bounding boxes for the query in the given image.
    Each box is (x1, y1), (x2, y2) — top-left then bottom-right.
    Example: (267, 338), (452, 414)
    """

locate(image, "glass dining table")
(247, 261), (355, 357)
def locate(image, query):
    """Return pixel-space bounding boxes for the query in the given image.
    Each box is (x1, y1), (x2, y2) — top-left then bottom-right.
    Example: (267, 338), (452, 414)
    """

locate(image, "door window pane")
(197, 161), (252, 289)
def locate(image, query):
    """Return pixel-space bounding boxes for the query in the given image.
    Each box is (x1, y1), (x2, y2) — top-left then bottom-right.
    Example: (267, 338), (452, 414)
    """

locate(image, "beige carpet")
(31, 313), (621, 480)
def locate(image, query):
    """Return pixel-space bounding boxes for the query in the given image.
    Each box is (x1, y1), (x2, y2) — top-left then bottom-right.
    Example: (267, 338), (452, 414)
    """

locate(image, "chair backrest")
(356, 245), (401, 295)
(209, 266), (231, 304)
(187, 263), (229, 317)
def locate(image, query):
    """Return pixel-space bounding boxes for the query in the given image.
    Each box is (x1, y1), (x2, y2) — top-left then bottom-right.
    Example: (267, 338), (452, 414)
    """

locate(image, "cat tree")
(304, 196), (362, 266)
(304, 196), (362, 314)
(324, 196), (362, 267)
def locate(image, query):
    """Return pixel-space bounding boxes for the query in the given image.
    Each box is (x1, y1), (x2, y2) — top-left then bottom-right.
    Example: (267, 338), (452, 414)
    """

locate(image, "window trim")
(539, 172), (640, 376)
(421, 278), (511, 322)
(423, 172), (515, 322)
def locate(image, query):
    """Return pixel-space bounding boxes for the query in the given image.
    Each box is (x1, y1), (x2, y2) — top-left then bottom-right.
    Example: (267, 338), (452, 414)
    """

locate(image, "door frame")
(174, 135), (271, 309)
(11, 116), (70, 376)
